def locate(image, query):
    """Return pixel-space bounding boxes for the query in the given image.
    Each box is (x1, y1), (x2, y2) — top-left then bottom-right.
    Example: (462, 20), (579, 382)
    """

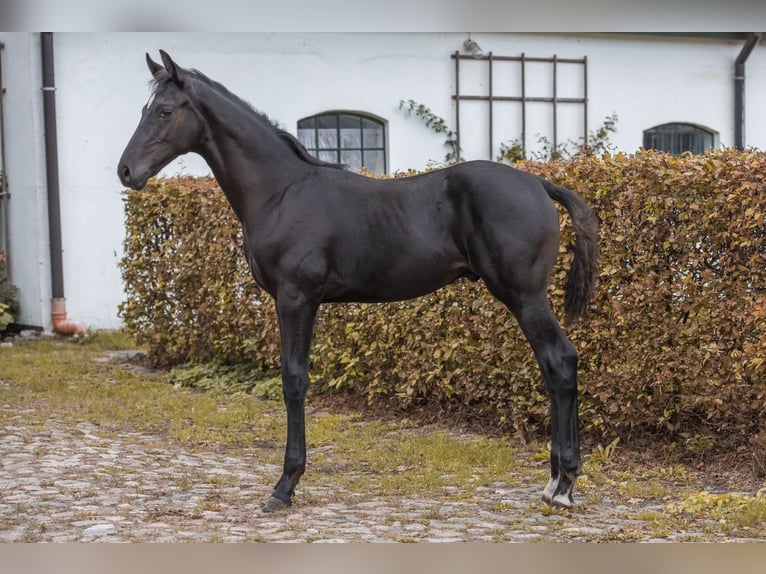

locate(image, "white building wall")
(1, 32), (764, 330)
(2, 34), (52, 330)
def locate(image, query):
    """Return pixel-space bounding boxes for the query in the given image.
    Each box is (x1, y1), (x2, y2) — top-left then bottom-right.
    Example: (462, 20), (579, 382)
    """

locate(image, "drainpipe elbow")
(50, 298), (88, 336)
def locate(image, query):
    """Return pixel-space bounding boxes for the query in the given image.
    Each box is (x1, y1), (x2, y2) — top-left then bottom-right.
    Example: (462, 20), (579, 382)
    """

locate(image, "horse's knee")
(281, 372), (309, 402)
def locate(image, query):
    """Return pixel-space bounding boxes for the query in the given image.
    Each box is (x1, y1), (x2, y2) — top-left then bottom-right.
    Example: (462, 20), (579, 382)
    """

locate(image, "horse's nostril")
(120, 164), (131, 184)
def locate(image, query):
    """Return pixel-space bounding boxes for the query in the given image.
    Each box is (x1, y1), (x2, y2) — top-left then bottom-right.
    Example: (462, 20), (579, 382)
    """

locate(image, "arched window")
(297, 112), (387, 174)
(643, 123), (718, 156)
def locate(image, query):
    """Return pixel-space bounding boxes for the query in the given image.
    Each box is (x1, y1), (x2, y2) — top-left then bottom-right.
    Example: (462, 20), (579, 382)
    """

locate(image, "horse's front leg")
(262, 291), (318, 513)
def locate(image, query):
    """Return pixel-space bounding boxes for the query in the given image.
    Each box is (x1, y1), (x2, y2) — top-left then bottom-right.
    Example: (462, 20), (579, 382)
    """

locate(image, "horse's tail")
(541, 180), (599, 324)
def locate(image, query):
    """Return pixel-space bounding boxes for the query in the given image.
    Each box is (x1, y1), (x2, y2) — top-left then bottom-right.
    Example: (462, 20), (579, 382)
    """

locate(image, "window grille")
(643, 123), (718, 156)
(298, 112), (387, 174)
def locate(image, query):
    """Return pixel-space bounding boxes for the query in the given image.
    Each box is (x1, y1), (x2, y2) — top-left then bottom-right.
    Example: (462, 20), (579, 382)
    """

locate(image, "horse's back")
(325, 159), (561, 267)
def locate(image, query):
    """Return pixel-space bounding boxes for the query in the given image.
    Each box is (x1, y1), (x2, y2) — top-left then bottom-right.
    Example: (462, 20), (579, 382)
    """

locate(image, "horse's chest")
(243, 239), (275, 295)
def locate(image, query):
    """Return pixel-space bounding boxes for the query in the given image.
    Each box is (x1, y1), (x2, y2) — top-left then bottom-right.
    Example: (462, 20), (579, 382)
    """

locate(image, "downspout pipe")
(1, 42), (10, 262)
(41, 32), (87, 335)
(734, 32), (761, 150)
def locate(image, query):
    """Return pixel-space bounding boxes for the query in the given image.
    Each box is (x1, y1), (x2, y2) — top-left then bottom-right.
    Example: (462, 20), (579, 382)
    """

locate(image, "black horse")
(119, 51), (599, 512)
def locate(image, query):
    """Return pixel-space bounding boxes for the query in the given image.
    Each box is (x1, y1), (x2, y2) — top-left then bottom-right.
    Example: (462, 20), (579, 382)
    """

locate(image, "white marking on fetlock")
(542, 476), (559, 503)
(551, 492), (573, 508)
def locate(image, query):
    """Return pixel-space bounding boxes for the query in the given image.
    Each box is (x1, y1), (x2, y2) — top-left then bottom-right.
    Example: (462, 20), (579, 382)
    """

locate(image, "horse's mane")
(275, 129), (347, 170)
(153, 69), (346, 170)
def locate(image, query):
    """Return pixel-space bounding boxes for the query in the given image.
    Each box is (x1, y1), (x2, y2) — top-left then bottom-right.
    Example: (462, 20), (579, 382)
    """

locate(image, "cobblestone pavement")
(1, 413), (749, 543)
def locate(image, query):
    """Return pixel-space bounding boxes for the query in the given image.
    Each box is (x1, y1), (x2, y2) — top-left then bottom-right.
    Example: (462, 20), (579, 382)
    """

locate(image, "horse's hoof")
(541, 491), (573, 509)
(549, 492), (574, 509)
(262, 496), (291, 513)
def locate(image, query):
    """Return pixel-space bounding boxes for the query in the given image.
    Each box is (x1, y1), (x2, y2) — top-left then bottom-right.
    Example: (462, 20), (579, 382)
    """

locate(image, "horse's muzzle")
(118, 163), (147, 190)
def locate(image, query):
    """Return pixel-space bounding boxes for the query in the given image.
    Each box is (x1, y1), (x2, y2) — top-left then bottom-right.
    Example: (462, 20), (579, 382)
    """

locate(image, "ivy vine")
(398, 100), (463, 164)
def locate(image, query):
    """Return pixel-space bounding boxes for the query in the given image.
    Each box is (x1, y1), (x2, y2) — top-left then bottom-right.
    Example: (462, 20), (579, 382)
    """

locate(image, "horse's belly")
(323, 255), (470, 303)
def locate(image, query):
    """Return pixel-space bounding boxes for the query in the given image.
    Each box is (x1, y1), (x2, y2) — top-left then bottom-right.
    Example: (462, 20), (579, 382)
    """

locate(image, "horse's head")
(118, 50), (204, 190)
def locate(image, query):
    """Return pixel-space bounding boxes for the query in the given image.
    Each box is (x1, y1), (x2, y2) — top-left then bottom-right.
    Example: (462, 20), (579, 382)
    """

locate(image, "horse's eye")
(160, 108), (173, 119)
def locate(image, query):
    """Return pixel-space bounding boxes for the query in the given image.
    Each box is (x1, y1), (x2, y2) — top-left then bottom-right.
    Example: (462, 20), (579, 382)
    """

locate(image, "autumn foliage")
(120, 149), (766, 450)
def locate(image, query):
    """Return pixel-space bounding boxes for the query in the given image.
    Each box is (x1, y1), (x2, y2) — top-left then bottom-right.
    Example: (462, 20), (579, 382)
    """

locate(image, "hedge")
(119, 149), (766, 450)
(120, 176), (280, 370)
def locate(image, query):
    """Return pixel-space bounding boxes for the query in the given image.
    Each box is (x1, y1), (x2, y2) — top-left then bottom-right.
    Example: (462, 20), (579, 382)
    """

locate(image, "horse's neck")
(194, 86), (300, 223)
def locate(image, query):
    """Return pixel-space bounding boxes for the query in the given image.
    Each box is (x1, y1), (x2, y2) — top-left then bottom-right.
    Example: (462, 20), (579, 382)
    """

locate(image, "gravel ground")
(1, 344), (762, 543)
(1, 413), (755, 543)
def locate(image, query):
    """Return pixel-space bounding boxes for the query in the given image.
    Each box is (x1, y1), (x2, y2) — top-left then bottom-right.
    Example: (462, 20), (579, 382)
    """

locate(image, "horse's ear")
(159, 49), (184, 85)
(146, 53), (164, 78)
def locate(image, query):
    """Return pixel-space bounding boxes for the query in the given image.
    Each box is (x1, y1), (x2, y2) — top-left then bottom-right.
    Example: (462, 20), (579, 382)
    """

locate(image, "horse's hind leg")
(521, 295), (580, 507)
(493, 290), (581, 508)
